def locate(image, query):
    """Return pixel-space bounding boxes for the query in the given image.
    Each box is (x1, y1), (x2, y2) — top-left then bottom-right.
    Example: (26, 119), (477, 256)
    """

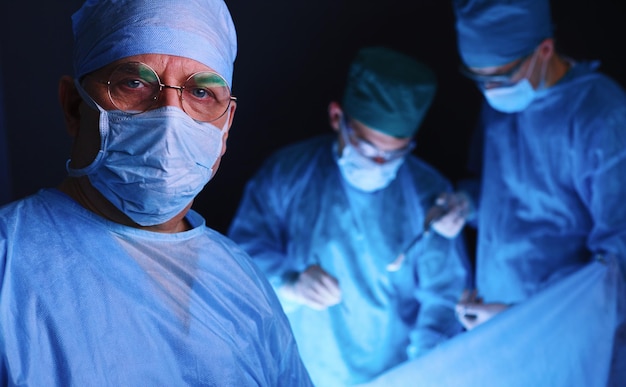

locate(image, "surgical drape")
(359, 255), (626, 387)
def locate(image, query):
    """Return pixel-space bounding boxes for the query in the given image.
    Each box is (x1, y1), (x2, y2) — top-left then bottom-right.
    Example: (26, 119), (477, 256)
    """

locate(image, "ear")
(537, 38), (554, 61)
(328, 101), (343, 132)
(58, 76), (82, 138)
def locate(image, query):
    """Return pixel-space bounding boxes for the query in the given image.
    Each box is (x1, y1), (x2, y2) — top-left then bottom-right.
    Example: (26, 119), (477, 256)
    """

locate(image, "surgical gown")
(0, 189), (313, 386)
(469, 61), (626, 303)
(228, 135), (469, 386)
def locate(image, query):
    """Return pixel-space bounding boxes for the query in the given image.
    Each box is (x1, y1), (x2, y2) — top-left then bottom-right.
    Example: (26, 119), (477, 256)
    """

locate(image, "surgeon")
(445, 0), (626, 340)
(228, 46), (469, 386)
(0, 0), (314, 385)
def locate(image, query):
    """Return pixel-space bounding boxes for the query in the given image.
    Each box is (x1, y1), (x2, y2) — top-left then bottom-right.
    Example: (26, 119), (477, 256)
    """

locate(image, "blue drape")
(360, 256), (625, 387)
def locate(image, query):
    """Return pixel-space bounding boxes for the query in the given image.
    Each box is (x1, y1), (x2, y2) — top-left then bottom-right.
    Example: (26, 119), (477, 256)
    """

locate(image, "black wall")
(1, 1), (625, 234)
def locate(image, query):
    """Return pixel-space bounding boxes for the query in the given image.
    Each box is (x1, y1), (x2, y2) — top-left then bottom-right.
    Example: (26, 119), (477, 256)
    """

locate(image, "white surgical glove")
(429, 191), (473, 238)
(455, 289), (510, 330)
(278, 265), (342, 310)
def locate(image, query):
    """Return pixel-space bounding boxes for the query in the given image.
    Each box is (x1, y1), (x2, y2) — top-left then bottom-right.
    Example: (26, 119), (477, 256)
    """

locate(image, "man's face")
(71, 53), (237, 174)
(339, 117), (414, 164)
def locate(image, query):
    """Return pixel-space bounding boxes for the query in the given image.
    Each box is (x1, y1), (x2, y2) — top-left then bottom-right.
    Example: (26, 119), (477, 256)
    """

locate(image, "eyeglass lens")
(460, 52), (531, 87)
(107, 62), (233, 122)
(342, 119), (414, 163)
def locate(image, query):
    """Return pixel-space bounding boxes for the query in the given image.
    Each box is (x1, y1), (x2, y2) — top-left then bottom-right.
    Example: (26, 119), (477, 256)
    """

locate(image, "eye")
(110, 77), (153, 94)
(108, 62), (159, 94)
(125, 79), (145, 89)
(119, 77), (152, 90)
(188, 87), (217, 101)
(185, 72), (230, 104)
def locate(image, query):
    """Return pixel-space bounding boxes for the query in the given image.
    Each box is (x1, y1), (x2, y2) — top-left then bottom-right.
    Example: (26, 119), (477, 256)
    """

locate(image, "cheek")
(210, 153), (224, 177)
(69, 106), (103, 169)
(210, 133), (228, 174)
(220, 131), (229, 156)
(211, 159), (221, 176)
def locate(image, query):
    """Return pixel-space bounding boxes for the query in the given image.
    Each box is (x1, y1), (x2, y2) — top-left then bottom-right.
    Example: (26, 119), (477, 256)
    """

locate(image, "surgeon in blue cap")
(228, 46), (469, 386)
(445, 0), (626, 376)
(0, 0), (313, 385)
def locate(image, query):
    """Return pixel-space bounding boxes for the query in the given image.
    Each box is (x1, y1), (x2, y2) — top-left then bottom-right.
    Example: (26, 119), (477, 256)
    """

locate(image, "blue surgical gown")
(0, 189), (313, 386)
(228, 136), (469, 386)
(469, 61), (626, 303)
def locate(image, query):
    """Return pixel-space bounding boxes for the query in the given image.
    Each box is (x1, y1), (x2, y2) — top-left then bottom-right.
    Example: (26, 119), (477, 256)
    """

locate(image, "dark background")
(1, 0), (625, 235)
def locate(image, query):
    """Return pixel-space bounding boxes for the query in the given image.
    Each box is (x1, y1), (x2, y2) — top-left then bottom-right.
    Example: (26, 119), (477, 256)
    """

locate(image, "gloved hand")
(279, 265), (342, 310)
(428, 191), (472, 238)
(455, 289), (509, 330)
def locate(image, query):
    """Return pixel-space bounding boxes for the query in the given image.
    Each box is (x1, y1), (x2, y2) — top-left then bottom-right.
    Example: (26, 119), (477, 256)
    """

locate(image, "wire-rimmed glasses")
(101, 61), (236, 122)
(340, 117), (415, 164)
(459, 52), (533, 89)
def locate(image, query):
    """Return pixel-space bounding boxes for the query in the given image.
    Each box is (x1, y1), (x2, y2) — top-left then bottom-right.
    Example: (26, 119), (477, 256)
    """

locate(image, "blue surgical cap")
(453, 0), (553, 68)
(342, 47), (437, 139)
(72, 0), (237, 87)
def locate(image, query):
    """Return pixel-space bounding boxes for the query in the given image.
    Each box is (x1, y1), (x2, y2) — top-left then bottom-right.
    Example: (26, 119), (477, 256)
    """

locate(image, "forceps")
(386, 201), (451, 272)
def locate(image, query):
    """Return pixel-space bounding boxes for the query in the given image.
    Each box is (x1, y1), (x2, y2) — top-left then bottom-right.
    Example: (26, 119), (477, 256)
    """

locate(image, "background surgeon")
(0, 0), (313, 385)
(447, 0), (626, 354)
(228, 46), (469, 386)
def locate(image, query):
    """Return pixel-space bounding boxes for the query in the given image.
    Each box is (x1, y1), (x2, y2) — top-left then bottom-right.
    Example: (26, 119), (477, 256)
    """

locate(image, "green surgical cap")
(342, 47), (436, 139)
(453, 0), (553, 68)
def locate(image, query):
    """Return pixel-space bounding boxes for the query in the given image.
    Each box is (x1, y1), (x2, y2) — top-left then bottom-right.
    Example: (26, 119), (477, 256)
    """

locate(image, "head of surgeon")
(329, 46), (437, 192)
(58, 0), (237, 233)
(453, 0), (569, 113)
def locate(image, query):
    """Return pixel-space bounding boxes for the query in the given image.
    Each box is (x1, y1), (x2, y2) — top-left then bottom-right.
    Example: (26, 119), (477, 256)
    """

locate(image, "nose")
(158, 84), (184, 108)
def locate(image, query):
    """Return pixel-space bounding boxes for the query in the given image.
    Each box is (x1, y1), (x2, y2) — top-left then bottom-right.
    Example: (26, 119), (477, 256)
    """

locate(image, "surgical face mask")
(483, 51), (545, 113)
(483, 79), (536, 113)
(68, 81), (228, 226)
(336, 141), (405, 193)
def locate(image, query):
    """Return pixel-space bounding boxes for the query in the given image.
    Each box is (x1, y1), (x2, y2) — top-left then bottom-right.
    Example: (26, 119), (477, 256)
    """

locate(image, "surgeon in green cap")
(228, 46), (469, 386)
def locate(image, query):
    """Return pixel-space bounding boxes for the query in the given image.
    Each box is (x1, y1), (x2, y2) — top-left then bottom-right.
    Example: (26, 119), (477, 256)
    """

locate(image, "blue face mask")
(68, 82), (228, 226)
(483, 78), (536, 113)
(336, 141), (404, 192)
(483, 51), (545, 113)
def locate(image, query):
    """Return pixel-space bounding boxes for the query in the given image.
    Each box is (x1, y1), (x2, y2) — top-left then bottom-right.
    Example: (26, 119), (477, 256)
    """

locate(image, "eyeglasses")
(459, 52), (533, 88)
(340, 117), (415, 164)
(98, 61), (236, 122)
